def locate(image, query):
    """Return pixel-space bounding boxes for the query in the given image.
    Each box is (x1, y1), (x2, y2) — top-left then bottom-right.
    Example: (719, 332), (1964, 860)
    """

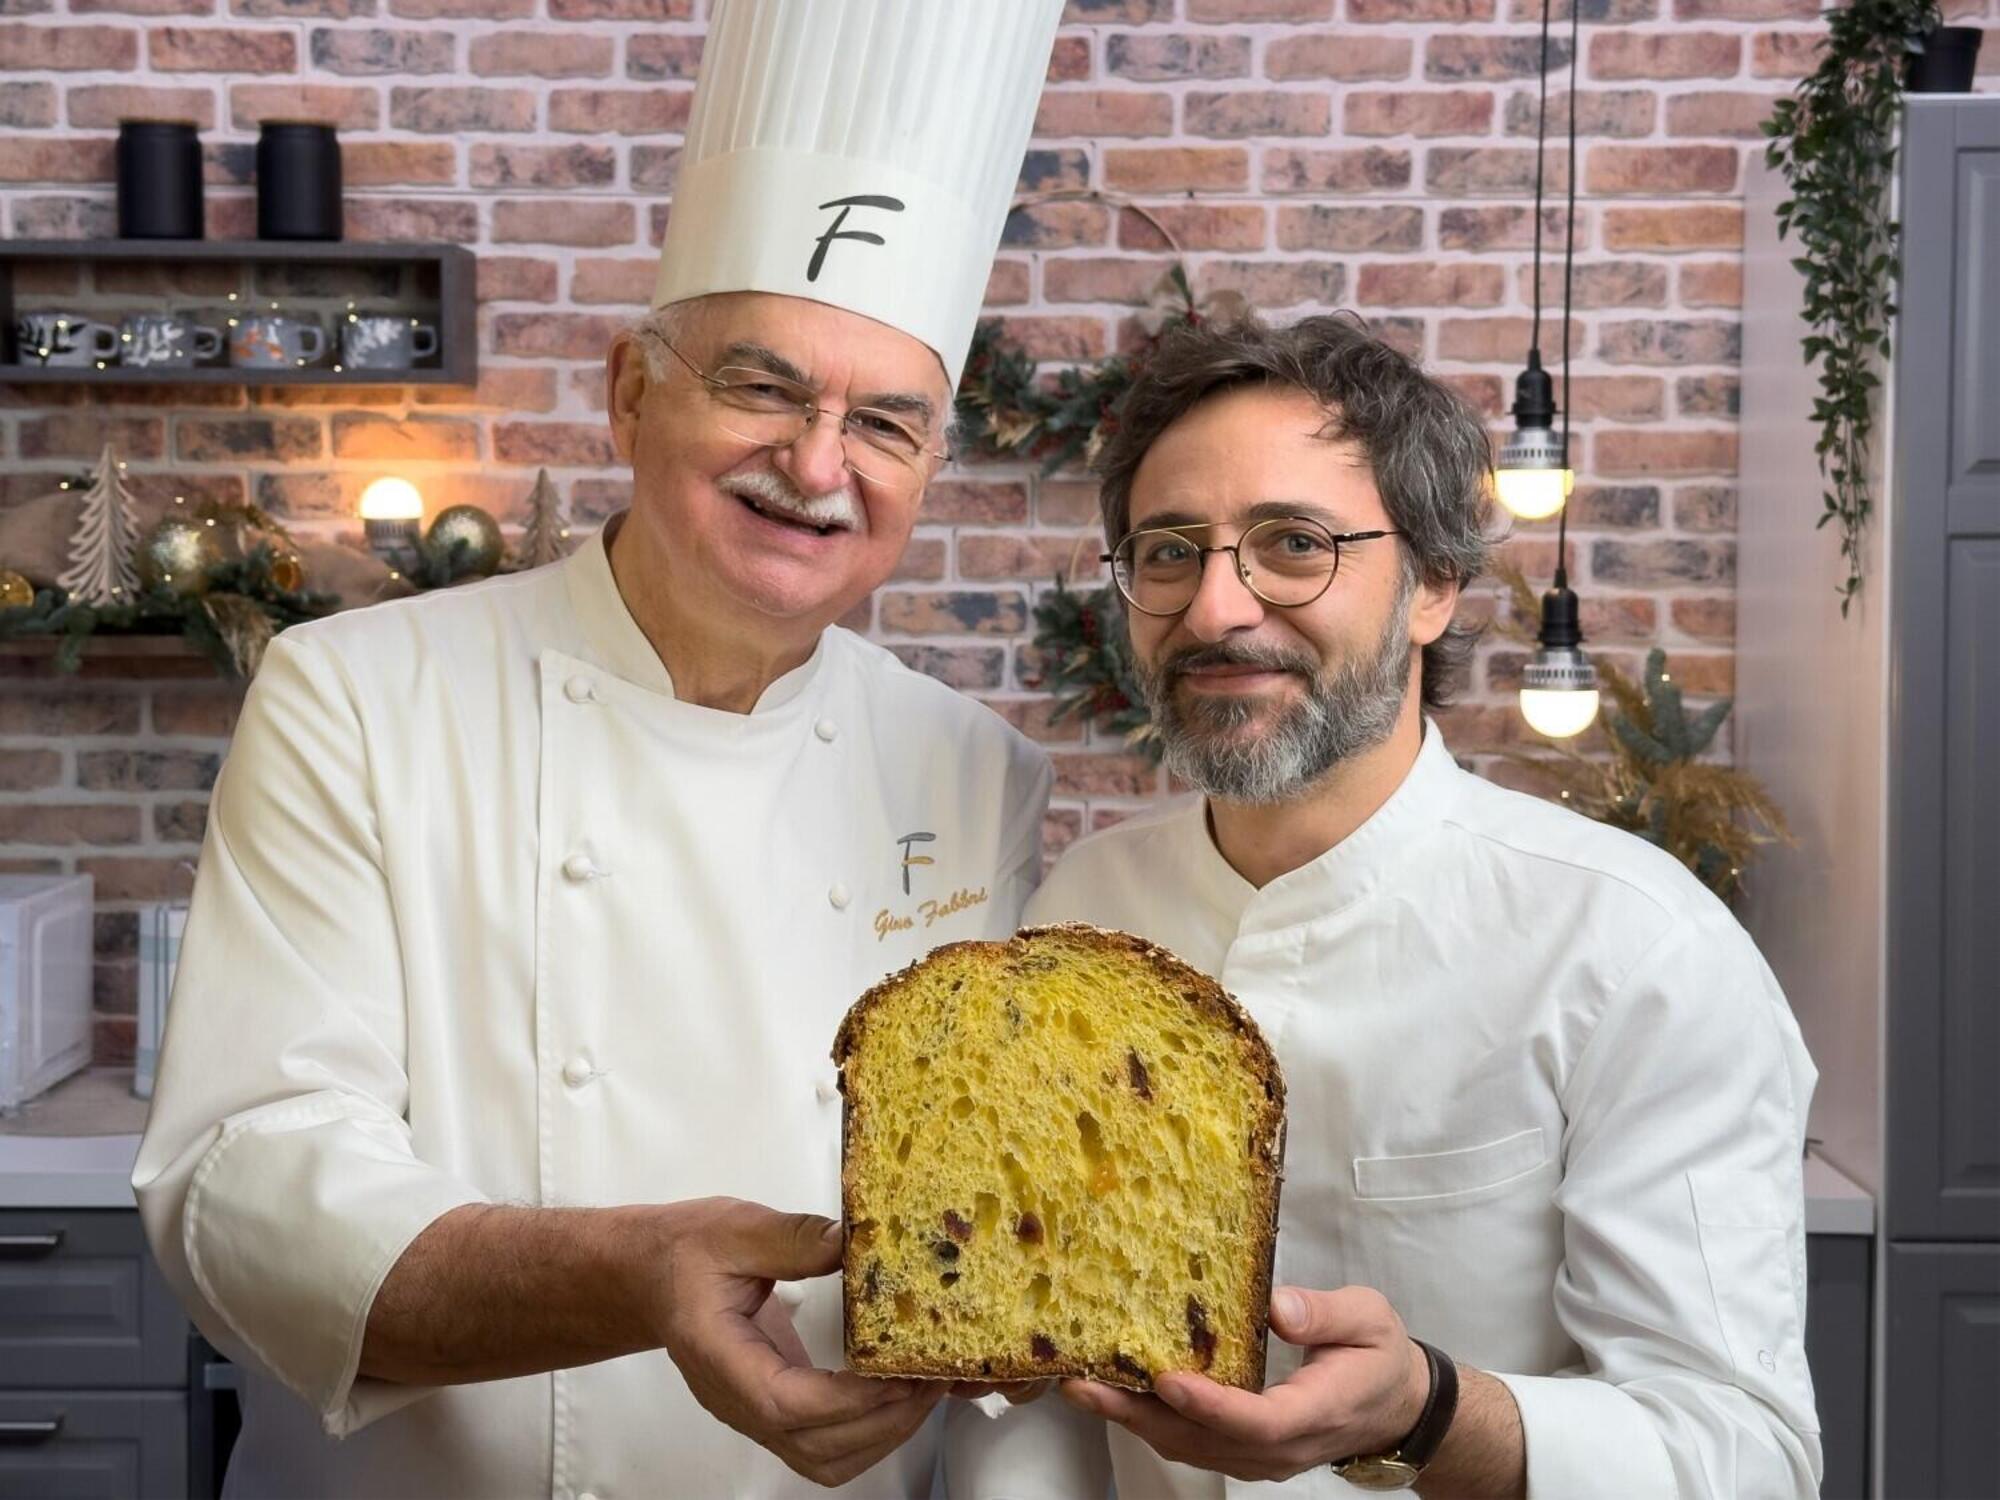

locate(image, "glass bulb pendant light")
(1493, 0), (1573, 524)
(1495, 351), (1571, 521)
(1519, 574), (1600, 739)
(1514, 0), (1598, 742)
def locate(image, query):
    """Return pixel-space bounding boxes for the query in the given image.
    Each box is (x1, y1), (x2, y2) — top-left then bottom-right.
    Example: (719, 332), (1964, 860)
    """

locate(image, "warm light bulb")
(1519, 624), (1599, 740)
(1494, 408), (1570, 520)
(359, 477), (424, 521)
(1494, 465), (1571, 520)
(1519, 685), (1601, 739)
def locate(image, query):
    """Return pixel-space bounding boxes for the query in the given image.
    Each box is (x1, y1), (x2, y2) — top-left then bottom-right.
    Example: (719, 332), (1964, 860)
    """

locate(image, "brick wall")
(4, 0), (1998, 1060)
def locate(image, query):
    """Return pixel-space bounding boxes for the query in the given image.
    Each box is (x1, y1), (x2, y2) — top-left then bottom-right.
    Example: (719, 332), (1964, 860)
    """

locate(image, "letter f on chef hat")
(650, 0), (1066, 389)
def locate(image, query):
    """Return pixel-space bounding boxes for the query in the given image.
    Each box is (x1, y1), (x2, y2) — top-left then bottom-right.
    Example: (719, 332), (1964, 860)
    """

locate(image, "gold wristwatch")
(1329, 1339), (1459, 1492)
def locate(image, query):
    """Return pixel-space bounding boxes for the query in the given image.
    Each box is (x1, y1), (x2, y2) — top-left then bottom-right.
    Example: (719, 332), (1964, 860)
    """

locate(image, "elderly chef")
(133, 3), (1063, 1495)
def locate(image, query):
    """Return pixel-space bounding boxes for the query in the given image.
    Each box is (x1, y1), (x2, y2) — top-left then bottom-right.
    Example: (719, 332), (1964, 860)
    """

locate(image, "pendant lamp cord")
(1554, 0), (1580, 593)
(1530, 0), (1551, 359)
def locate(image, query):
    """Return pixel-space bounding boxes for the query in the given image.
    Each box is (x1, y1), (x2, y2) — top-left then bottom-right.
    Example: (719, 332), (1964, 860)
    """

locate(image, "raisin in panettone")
(832, 923), (1286, 1391)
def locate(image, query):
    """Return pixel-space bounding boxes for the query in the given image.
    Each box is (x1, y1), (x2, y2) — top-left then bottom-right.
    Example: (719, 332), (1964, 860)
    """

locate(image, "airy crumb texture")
(833, 923), (1286, 1392)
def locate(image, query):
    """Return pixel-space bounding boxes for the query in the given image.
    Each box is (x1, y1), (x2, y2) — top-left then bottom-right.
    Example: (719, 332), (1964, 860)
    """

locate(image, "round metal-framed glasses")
(650, 333), (947, 488)
(1103, 517), (1402, 617)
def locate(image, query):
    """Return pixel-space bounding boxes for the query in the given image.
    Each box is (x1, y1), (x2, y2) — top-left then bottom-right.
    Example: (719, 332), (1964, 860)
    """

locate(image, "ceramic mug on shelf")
(120, 314), (224, 370)
(230, 314), (327, 369)
(339, 313), (440, 371)
(16, 312), (121, 367)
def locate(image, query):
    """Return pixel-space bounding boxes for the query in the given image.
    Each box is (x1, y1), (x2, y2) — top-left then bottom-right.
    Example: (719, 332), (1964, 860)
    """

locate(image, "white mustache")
(718, 469), (860, 531)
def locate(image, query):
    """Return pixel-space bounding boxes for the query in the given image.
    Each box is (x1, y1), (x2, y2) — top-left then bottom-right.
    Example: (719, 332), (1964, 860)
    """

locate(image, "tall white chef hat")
(652, 0), (1064, 388)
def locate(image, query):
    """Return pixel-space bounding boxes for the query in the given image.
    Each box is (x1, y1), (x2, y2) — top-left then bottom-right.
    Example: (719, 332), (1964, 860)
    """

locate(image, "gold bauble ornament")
(269, 552), (305, 593)
(136, 520), (218, 599)
(422, 504), (505, 582)
(0, 569), (34, 610)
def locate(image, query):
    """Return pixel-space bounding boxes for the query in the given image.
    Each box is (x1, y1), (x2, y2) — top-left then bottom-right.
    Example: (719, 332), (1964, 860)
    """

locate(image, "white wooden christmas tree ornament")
(58, 443), (141, 607)
(521, 468), (573, 569)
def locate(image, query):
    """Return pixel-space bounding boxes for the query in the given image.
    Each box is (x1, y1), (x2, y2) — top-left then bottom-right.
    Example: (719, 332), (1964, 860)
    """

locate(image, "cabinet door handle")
(0, 1232), (63, 1258)
(0, 1417), (64, 1443)
(201, 1361), (241, 1392)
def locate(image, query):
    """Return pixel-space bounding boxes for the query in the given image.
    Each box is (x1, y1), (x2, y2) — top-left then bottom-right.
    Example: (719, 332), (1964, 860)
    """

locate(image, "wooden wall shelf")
(0, 239), (477, 386)
(0, 634), (222, 680)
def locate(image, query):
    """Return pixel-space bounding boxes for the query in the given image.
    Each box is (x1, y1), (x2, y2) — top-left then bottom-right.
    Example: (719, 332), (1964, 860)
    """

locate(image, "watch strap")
(1393, 1339), (1459, 1470)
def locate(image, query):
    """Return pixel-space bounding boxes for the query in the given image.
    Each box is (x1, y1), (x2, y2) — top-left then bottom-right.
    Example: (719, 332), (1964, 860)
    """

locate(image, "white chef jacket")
(133, 522), (1052, 1500)
(944, 725), (1820, 1500)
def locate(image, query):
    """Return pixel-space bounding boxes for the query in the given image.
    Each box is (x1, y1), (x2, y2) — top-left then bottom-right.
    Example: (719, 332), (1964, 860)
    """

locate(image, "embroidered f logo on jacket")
(896, 832), (936, 895)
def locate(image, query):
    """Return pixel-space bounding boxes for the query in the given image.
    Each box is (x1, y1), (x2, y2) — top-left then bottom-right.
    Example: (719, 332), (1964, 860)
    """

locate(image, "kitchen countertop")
(0, 1068), (147, 1208)
(2, 1071), (1883, 1232)
(1803, 1150), (1875, 1235)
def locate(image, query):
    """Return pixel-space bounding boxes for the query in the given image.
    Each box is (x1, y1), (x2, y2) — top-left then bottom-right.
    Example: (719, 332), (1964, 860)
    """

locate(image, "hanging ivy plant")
(1761, 0), (1939, 613)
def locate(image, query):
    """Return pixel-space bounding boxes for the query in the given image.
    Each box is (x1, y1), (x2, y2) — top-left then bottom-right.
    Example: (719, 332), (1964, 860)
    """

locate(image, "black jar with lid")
(256, 121), (343, 241)
(116, 120), (203, 239)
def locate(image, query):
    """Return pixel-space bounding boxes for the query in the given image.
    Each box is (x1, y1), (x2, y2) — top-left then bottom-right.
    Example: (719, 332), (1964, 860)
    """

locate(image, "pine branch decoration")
(1492, 563), (1789, 901)
(1027, 577), (1160, 759)
(955, 265), (1209, 474)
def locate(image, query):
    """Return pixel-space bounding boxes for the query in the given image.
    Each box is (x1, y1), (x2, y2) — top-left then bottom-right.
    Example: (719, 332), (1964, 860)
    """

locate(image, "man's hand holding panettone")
(653, 1198), (946, 1488)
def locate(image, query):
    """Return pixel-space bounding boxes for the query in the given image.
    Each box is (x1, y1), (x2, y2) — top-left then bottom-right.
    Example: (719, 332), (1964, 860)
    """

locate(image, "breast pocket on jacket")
(1353, 1126), (1549, 1203)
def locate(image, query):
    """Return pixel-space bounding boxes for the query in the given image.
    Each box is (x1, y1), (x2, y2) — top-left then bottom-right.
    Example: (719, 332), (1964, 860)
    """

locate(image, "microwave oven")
(0, 873), (94, 1112)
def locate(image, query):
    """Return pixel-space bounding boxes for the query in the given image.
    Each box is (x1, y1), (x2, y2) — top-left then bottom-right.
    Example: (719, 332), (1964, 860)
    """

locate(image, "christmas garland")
(1027, 576), (1158, 760)
(958, 228), (1221, 760)
(0, 551), (338, 677)
(955, 263), (1212, 474)
(1, 451), (574, 677)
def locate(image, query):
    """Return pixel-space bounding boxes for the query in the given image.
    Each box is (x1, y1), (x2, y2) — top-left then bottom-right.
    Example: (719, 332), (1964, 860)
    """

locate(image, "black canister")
(116, 120), (203, 239)
(256, 121), (343, 241)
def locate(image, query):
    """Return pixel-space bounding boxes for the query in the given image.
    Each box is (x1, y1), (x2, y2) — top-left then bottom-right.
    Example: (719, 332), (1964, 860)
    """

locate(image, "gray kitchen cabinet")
(1741, 96), (2000, 1498)
(1881, 1244), (2000, 1500)
(1885, 100), (2000, 1250)
(1880, 101), (2000, 1500)
(0, 1391), (185, 1500)
(0, 1211), (192, 1499)
(0, 1210), (185, 1390)
(1808, 1234), (1872, 1500)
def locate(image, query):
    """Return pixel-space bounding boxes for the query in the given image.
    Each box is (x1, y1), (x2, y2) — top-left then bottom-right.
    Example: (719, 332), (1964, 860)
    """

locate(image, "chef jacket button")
(775, 1281), (806, 1312)
(827, 882), (850, 910)
(815, 1078), (838, 1104)
(578, 1492), (599, 1500)
(814, 717), (838, 742)
(562, 1055), (593, 1088)
(564, 674), (598, 704)
(1758, 1349), (1777, 1372)
(562, 853), (599, 882)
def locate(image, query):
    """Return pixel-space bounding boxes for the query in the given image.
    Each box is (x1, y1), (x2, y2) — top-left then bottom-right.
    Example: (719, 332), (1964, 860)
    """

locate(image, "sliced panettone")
(832, 923), (1285, 1391)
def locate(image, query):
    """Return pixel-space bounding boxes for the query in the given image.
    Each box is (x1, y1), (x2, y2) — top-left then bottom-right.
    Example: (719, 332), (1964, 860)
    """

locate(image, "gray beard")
(1136, 588), (1414, 806)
